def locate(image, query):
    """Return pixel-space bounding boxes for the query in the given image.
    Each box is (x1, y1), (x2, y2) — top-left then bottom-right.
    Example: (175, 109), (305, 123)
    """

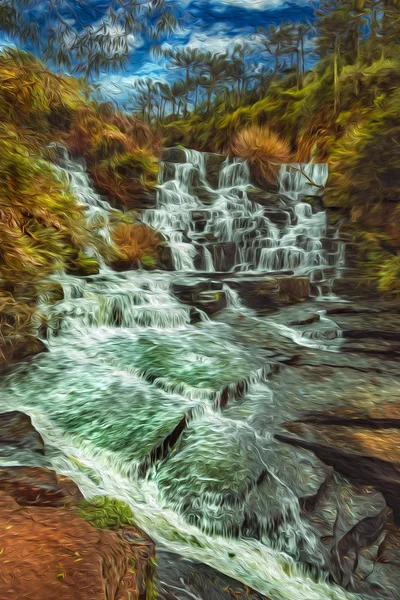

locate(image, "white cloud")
(220, 0), (307, 9)
(96, 64), (168, 101)
(185, 28), (259, 55)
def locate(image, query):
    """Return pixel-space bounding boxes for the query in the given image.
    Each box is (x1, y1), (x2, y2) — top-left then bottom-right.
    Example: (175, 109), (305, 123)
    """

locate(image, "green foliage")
(78, 496), (135, 530)
(67, 104), (160, 210)
(378, 255), (400, 295)
(0, 123), (95, 334)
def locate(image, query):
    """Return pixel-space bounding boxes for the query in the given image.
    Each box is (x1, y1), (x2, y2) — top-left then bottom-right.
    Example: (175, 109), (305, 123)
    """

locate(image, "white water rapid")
(0, 148), (357, 600)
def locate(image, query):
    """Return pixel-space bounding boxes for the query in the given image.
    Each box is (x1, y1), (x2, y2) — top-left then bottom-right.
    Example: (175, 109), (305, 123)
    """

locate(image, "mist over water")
(0, 148), (358, 600)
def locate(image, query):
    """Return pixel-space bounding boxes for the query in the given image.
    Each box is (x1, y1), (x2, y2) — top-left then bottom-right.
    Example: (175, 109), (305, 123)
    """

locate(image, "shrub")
(0, 124), (97, 337)
(231, 125), (292, 186)
(93, 150), (159, 210)
(110, 222), (162, 270)
(66, 105), (160, 210)
(78, 496), (135, 530)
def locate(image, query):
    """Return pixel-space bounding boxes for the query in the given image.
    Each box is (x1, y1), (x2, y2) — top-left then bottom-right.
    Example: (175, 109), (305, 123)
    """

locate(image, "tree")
(201, 52), (231, 113)
(0, 0), (182, 76)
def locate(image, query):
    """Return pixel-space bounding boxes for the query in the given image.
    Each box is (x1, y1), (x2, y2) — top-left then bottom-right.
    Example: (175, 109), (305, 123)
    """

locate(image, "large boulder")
(0, 411), (45, 455)
(0, 493), (155, 600)
(0, 335), (47, 368)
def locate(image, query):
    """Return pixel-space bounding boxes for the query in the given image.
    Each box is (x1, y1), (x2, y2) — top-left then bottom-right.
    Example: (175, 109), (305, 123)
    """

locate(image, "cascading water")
(141, 149), (344, 291)
(0, 147), (356, 600)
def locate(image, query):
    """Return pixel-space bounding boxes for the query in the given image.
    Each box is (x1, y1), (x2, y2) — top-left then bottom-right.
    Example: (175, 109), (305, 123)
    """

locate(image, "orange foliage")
(110, 222), (162, 270)
(231, 126), (292, 186)
(66, 104), (160, 209)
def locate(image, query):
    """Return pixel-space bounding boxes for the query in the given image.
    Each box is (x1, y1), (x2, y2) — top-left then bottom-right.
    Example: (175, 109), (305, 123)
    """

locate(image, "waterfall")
(278, 163), (329, 201)
(50, 143), (114, 247)
(0, 146), (356, 600)
(141, 151), (342, 291)
(223, 284), (242, 309)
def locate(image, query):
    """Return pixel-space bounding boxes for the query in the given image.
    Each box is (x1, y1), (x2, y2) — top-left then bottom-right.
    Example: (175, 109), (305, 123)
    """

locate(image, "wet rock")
(0, 466), (83, 508)
(276, 431), (400, 524)
(263, 208), (292, 225)
(161, 147), (187, 164)
(247, 190), (282, 207)
(134, 188), (157, 210)
(160, 161), (176, 183)
(332, 274), (381, 301)
(155, 549), (267, 600)
(210, 242), (237, 271)
(192, 185), (218, 204)
(205, 153), (226, 189)
(172, 279), (226, 316)
(158, 244), (174, 271)
(0, 493), (155, 600)
(0, 411), (45, 455)
(228, 276), (310, 309)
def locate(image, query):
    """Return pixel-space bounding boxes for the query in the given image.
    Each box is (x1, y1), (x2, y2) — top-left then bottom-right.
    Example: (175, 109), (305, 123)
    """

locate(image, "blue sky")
(97, 0), (314, 101)
(0, 0), (314, 102)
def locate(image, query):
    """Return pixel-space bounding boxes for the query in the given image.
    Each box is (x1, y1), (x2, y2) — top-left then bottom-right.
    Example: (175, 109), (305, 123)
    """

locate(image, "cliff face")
(0, 411), (156, 600)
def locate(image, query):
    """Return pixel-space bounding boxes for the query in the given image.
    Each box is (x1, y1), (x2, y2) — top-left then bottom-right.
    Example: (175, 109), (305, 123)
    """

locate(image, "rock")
(0, 412), (156, 600)
(0, 466), (83, 508)
(161, 147), (187, 164)
(0, 411), (45, 455)
(228, 276), (310, 309)
(247, 190), (282, 207)
(332, 274), (381, 301)
(172, 279), (226, 316)
(155, 549), (267, 600)
(0, 493), (155, 600)
(205, 153), (227, 189)
(134, 188), (157, 210)
(276, 431), (400, 524)
(158, 244), (174, 271)
(210, 242), (237, 271)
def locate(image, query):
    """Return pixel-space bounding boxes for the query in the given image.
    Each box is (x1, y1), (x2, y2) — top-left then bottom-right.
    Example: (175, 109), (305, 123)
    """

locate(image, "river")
(0, 148), (385, 600)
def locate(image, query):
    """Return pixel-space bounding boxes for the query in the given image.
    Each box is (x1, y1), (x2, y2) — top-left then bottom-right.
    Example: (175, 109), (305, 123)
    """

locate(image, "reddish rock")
(0, 493), (155, 600)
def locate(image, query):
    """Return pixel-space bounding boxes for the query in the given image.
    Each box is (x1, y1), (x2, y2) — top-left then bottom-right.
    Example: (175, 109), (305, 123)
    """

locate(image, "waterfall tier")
(140, 149), (344, 295)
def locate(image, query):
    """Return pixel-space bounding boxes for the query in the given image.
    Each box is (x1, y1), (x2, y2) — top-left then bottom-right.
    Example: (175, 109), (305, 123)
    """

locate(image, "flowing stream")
(0, 148), (357, 600)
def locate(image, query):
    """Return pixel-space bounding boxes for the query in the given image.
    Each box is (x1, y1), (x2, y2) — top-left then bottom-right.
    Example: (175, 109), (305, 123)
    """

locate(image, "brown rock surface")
(0, 411), (45, 454)
(0, 410), (156, 600)
(0, 493), (154, 600)
(0, 466), (83, 508)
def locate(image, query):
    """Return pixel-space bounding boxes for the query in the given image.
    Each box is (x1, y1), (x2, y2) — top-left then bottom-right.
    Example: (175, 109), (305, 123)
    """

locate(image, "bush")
(67, 105), (160, 210)
(110, 222), (162, 270)
(78, 496), (135, 530)
(231, 125), (292, 186)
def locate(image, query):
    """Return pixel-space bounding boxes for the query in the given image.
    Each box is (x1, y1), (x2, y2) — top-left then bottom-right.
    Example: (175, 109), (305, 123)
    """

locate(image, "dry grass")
(66, 105), (160, 209)
(110, 222), (162, 270)
(230, 125), (292, 186)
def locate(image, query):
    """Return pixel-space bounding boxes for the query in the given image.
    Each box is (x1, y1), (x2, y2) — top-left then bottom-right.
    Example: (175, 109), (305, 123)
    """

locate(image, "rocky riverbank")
(0, 411), (155, 600)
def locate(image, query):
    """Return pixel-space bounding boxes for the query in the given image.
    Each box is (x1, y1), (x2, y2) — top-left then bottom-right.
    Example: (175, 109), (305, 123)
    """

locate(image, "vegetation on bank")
(0, 48), (163, 352)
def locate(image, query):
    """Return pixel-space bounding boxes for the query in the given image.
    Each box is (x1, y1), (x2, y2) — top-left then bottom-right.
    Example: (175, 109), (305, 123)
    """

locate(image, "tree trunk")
(333, 36), (341, 114)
